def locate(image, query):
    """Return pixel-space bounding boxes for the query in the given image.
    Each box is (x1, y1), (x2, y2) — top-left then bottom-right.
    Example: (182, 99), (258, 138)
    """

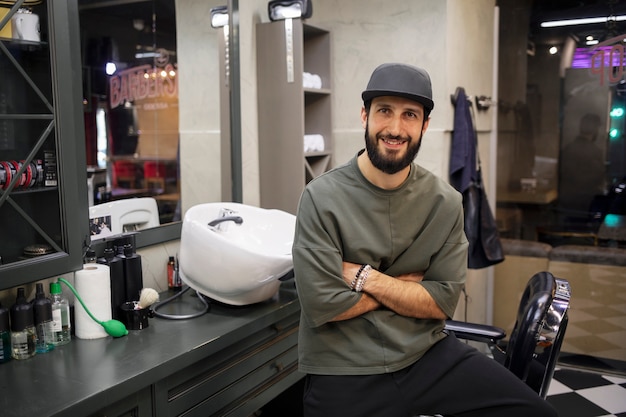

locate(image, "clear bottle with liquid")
(10, 287), (36, 360)
(49, 282), (71, 345)
(32, 283), (55, 353)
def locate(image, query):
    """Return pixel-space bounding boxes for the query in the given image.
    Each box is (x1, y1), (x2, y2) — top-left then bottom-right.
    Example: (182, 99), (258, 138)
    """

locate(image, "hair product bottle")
(123, 243), (143, 302)
(98, 246), (125, 320)
(84, 248), (97, 264)
(167, 256), (177, 290)
(49, 281), (71, 345)
(10, 287), (36, 360)
(32, 283), (55, 353)
(0, 301), (11, 363)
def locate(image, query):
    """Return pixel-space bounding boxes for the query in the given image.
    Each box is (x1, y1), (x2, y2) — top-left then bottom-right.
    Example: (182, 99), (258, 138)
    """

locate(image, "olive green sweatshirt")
(293, 151), (468, 375)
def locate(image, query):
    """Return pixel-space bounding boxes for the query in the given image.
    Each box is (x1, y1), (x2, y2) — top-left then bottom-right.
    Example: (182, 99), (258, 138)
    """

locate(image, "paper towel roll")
(74, 263), (112, 339)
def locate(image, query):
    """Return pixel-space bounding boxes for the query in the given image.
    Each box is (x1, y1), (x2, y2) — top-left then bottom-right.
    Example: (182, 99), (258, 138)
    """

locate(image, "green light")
(610, 128), (620, 139)
(610, 107), (624, 118)
(603, 213), (621, 228)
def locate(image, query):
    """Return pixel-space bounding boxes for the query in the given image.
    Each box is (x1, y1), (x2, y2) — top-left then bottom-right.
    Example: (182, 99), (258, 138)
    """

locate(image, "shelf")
(0, 185), (57, 195)
(109, 155), (177, 163)
(257, 20), (332, 214)
(305, 154), (331, 182)
(0, 36), (47, 48)
(305, 151), (332, 157)
(304, 87), (331, 95)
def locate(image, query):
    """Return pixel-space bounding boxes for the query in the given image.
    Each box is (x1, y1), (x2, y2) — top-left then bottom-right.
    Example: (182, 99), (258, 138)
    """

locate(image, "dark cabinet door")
(0, 0), (88, 289)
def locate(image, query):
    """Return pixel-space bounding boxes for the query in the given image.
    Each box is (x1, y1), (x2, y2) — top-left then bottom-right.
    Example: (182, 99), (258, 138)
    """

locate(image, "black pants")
(302, 334), (558, 417)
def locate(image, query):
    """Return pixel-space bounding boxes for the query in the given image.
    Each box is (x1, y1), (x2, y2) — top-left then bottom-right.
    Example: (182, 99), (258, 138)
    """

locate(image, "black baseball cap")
(362, 63), (434, 112)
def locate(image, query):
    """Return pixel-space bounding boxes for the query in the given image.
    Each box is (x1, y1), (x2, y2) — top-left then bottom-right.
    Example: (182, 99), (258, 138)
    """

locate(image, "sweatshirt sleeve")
(292, 188), (361, 328)
(419, 202), (468, 318)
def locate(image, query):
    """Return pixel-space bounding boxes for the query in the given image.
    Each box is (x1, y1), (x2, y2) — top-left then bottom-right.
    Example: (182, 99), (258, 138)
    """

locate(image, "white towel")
(311, 74), (322, 89)
(303, 72), (322, 89)
(304, 134), (325, 152)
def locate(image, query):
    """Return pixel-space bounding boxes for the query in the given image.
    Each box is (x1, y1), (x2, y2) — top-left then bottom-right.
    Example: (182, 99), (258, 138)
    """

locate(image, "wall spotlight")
(268, 0), (312, 21)
(210, 5), (229, 28)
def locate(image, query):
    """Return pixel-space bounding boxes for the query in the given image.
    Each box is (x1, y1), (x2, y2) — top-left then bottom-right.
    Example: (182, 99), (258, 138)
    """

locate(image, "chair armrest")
(445, 320), (506, 344)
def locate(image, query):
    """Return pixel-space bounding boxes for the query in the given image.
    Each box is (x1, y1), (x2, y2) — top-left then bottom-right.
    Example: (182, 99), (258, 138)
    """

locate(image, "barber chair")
(444, 271), (572, 399)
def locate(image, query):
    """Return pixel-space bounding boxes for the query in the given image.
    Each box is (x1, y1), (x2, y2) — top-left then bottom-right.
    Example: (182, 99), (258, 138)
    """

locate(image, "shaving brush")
(138, 288), (160, 309)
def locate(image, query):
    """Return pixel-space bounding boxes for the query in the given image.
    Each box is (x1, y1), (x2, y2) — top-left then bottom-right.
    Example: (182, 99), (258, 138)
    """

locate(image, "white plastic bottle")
(49, 281), (71, 345)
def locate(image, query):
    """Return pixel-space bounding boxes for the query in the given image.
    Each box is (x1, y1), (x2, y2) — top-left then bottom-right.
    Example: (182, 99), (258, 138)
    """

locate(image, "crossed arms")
(330, 261), (448, 322)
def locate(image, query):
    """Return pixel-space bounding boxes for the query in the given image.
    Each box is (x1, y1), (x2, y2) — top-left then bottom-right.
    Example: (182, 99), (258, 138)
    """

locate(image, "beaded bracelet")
(351, 264), (367, 290)
(354, 264), (372, 292)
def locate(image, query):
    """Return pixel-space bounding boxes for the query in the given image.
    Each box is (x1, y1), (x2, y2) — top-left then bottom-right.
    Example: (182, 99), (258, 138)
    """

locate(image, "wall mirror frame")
(80, 0), (241, 251)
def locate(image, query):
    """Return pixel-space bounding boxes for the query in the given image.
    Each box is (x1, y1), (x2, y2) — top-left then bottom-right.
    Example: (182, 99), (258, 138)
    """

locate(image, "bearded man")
(292, 63), (557, 417)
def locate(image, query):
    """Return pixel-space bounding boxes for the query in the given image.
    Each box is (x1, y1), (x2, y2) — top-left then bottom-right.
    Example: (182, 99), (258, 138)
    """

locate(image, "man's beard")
(364, 123), (422, 174)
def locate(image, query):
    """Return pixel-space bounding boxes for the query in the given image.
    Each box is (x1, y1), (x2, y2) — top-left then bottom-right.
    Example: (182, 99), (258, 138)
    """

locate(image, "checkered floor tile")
(548, 368), (626, 417)
(554, 265), (626, 364)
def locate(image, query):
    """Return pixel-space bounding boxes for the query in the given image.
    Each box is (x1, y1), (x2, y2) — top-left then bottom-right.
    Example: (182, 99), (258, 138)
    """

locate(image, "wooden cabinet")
(257, 20), (332, 214)
(0, 0), (87, 289)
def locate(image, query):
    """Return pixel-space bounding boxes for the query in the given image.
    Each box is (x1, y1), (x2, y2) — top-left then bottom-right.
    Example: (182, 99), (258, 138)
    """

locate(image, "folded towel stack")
(303, 72), (322, 89)
(304, 134), (325, 152)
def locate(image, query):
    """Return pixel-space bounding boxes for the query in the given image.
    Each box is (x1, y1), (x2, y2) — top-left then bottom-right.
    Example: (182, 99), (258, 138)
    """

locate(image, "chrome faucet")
(208, 216), (244, 227)
(209, 208), (244, 231)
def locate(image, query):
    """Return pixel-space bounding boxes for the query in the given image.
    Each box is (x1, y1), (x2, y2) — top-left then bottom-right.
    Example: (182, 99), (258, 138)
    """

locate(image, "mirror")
(79, 0), (238, 247)
(78, 0), (182, 242)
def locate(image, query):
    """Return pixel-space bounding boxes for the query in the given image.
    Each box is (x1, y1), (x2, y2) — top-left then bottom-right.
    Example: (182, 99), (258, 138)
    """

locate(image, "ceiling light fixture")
(268, 0), (312, 21)
(541, 15), (626, 28)
(210, 5), (229, 28)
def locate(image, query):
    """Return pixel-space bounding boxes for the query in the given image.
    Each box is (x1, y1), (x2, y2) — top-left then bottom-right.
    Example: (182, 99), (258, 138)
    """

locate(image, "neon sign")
(109, 63), (178, 109)
(572, 34), (626, 85)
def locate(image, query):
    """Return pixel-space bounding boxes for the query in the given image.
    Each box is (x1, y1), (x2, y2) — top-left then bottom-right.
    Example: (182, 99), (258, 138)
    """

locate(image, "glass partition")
(497, 1), (626, 248)
(496, 0), (626, 372)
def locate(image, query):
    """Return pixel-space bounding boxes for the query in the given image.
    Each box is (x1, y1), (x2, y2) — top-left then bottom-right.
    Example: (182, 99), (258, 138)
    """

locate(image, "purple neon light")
(572, 46), (626, 69)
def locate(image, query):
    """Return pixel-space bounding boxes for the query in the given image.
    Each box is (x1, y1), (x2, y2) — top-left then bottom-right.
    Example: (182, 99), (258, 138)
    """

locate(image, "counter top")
(0, 282), (301, 417)
(598, 214), (626, 243)
(497, 188), (558, 205)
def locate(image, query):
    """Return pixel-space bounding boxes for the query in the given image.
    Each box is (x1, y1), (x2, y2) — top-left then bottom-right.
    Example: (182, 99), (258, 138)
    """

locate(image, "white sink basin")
(179, 202), (296, 305)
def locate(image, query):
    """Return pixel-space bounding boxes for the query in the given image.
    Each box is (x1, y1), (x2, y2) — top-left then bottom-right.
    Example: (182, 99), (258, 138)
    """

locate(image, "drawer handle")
(274, 361), (284, 372)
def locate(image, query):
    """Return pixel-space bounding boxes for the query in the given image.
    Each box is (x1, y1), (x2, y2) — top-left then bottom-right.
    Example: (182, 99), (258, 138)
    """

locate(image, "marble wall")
(177, 0), (497, 204)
